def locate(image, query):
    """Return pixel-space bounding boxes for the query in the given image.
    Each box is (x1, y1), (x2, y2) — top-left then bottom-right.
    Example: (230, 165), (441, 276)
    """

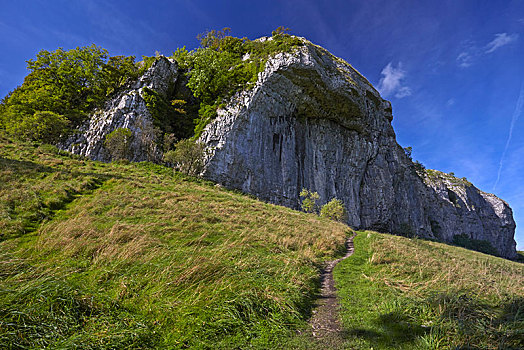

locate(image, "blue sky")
(1, 0), (523, 249)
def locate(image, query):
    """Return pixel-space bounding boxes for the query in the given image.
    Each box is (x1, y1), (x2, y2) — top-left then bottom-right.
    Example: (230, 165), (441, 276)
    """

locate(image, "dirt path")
(309, 234), (355, 347)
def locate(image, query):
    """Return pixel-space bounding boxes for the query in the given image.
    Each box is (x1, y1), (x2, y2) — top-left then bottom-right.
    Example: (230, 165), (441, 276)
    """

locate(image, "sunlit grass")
(335, 232), (524, 349)
(0, 136), (350, 348)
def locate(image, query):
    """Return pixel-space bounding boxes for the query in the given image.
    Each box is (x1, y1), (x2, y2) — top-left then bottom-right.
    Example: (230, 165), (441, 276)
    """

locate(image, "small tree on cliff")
(164, 139), (208, 176)
(300, 189), (320, 214)
(104, 128), (133, 160)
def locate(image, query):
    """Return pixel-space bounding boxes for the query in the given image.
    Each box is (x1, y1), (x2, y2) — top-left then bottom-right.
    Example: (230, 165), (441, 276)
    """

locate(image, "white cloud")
(456, 51), (473, 67)
(377, 62), (412, 99)
(485, 33), (519, 53)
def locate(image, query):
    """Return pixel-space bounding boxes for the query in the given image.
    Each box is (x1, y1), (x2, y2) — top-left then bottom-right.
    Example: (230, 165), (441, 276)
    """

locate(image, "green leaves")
(320, 198), (347, 222)
(104, 128), (134, 161)
(172, 28), (304, 138)
(1, 45), (139, 143)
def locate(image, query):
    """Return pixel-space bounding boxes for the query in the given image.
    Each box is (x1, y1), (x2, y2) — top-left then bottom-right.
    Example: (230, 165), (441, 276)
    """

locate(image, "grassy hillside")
(2, 136), (523, 349)
(335, 232), (524, 349)
(0, 136), (350, 349)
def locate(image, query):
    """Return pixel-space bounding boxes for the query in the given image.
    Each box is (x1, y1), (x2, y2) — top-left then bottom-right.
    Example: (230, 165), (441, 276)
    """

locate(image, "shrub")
(5, 111), (70, 143)
(320, 198), (347, 222)
(104, 128), (133, 160)
(299, 189), (319, 214)
(164, 139), (208, 176)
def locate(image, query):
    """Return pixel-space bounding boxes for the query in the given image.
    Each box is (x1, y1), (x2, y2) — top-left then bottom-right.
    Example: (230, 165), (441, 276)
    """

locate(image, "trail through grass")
(0, 137), (350, 349)
(334, 231), (524, 349)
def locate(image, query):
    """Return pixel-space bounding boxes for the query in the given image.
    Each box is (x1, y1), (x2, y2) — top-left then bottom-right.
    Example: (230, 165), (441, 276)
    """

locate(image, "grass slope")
(335, 232), (524, 349)
(0, 137), (350, 349)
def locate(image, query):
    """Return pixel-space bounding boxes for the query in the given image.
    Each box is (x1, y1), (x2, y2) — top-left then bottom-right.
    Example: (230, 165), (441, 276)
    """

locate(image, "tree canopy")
(0, 45), (140, 143)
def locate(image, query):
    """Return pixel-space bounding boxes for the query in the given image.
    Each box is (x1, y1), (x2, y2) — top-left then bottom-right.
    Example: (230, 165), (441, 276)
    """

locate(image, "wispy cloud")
(493, 82), (524, 191)
(456, 51), (473, 67)
(457, 33), (519, 68)
(485, 33), (519, 53)
(377, 62), (411, 99)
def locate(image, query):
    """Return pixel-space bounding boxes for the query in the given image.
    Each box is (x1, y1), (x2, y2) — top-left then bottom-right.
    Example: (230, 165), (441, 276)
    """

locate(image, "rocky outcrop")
(200, 39), (517, 258)
(62, 57), (179, 162)
(62, 38), (517, 258)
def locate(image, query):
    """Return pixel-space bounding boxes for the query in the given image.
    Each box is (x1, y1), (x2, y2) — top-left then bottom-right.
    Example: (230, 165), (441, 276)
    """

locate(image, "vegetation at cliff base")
(0, 136), (350, 349)
(334, 232), (524, 349)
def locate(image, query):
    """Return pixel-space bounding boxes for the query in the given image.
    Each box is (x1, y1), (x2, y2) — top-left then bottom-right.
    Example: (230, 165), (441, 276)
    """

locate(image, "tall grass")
(335, 232), (524, 349)
(0, 137), (350, 348)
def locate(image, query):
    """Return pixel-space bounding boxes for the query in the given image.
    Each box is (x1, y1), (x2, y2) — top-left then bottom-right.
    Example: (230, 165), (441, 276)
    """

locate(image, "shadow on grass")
(0, 157), (118, 241)
(0, 157), (54, 174)
(346, 294), (524, 349)
(348, 311), (426, 346)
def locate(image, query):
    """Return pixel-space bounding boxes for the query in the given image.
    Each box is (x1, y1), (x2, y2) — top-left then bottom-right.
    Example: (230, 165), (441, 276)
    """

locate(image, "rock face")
(63, 39), (517, 259)
(62, 57), (179, 162)
(200, 39), (517, 258)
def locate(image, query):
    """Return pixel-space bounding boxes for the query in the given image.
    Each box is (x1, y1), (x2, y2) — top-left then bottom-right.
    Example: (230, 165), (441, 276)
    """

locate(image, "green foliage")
(171, 27), (304, 138)
(4, 111), (70, 144)
(413, 160), (425, 173)
(452, 234), (499, 256)
(0, 45), (140, 142)
(104, 128), (133, 161)
(142, 87), (195, 142)
(163, 138), (208, 176)
(320, 198), (347, 222)
(300, 188), (320, 214)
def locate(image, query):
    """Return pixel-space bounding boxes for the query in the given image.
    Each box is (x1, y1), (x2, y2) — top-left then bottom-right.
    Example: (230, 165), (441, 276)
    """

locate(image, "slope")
(0, 136), (350, 349)
(334, 231), (524, 349)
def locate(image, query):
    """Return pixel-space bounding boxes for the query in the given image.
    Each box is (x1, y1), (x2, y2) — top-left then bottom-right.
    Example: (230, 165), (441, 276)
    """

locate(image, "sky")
(1, 0), (523, 249)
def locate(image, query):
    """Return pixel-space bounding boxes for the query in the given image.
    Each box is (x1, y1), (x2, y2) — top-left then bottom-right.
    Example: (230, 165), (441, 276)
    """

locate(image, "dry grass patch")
(0, 136), (350, 348)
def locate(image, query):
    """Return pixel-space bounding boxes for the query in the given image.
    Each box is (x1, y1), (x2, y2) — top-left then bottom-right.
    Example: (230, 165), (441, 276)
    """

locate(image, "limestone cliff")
(62, 57), (179, 162)
(63, 38), (517, 259)
(200, 39), (517, 258)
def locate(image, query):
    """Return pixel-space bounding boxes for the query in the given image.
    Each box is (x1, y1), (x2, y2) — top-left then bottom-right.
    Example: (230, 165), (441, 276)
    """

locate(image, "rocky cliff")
(199, 39), (517, 258)
(63, 39), (517, 258)
(63, 57), (178, 162)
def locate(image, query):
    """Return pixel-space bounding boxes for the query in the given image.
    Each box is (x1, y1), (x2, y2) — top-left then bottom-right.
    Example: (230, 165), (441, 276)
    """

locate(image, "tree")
(163, 139), (208, 176)
(403, 146), (412, 160)
(104, 128), (133, 160)
(300, 188), (320, 213)
(320, 199), (347, 222)
(1, 45), (139, 142)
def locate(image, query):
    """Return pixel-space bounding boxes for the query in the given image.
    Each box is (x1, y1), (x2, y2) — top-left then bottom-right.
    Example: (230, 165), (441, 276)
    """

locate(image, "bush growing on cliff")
(164, 139), (208, 176)
(104, 128), (133, 160)
(320, 198), (347, 222)
(172, 27), (304, 138)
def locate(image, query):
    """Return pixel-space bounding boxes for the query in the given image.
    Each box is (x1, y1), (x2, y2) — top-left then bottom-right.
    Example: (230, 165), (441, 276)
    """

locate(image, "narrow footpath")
(309, 234), (355, 347)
